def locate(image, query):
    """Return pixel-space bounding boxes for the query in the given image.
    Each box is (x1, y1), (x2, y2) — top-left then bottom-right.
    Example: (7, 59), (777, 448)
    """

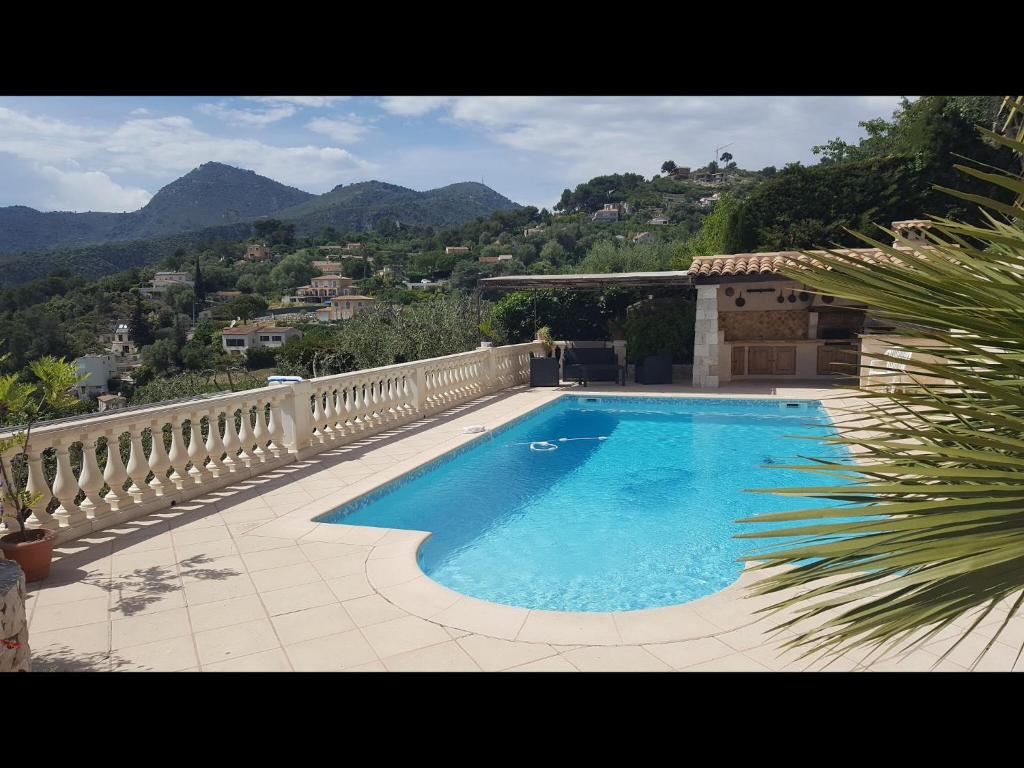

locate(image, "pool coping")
(242, 385), (862, 647)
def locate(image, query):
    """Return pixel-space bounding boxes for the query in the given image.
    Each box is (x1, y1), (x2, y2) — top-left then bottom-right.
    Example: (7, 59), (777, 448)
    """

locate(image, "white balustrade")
(0, 343), (541, 544)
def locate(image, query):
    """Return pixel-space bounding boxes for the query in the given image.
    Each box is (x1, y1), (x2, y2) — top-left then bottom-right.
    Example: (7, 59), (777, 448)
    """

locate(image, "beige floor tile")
(249, 562), (322, 593)
(380, 577), (463, 620)
(326, 573), (376, 602)
(366, 554), (423, 588)
(112, 546), (179, 577)
(31, 621), (111, 672)
(109, 584), (187, 619)
(183, 573), (256, 607)
(260, 581), (338, 616)
(613, 607), (719, 644)
(233, 535), (298, 554)
(173, 537), (239, 562)
(111, 607), (191, 650)
(286, 629), (378, 671)
(361, 615), (451, 659)
(218, 505), (276, 525)
(681, 652), (772, 672)
(179, 554), (246, 583)
(34, 578), (112, 607)
(188, 594), (268, 633)
(345, 660), (388, 672)
(561, 645), (672, 672)
(342, 594), (408, 627)
(506, 655), (579, 672)
(457, 635), (556, 672)
(271, 603), (355, 645)
(383, 640), (480, 671)
(516, 612), (621, 646)
(194, 617), (280, 666)
(112, 530), (174, 554)
(240, 545), (307, 573)
(863, 648), (942, 672)
(299, 540), (372, 562)
(430, 597), (528, 640)
(31, 596), (111, 633)
(643, 637), (736, 670)
(312, 553), (369, 580)
(204, 648), (293, 672)
(171, 525), (232, 548)
(111, 635), (198, 672)
(715, 619), (793, 653)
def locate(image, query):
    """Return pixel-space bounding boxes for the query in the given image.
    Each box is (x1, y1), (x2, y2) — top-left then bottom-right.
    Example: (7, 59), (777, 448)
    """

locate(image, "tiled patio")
(18, 383), (1024, 672)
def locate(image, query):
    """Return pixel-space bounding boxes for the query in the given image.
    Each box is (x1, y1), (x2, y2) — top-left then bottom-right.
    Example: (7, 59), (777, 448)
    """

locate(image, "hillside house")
(140, 271), (194, 296)
(649, 216), (671, 226)
(317, 245), (345, 254)
(208, 290), (242, 305)
(97, 394), (127, 412)
(479, 254), (514, 264)
(592, 204), (620, 223)
(688, 219), (936, 389)
(666, 166), (691, 179)
(71, 354), (120, 400)
(221, 325), (302, 355)
(632, 232), (653, 244)
(296, 275), (355, 299)
(698, 193), (721, 208)
(312, 260), (345, 274)
(524, 227), (545, 237)
(244, 243), (272, 262)
(404, 279), (449, 291)
(315, 295), (377, 322)
(445, 246), (471, 255)
(344, 243), (363, 251)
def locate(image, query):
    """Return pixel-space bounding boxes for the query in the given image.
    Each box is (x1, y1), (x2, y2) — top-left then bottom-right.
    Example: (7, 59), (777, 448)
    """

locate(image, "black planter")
(530, 356), (560, 387)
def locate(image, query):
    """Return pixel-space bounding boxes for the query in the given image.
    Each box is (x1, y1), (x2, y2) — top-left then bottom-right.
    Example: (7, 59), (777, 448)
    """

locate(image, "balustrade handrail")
(0, 341), (544, 544)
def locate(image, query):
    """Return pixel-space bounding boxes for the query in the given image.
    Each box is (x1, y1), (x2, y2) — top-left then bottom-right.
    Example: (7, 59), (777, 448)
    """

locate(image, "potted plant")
(530, 327), (559, 386)
(0, 352), (84, 582)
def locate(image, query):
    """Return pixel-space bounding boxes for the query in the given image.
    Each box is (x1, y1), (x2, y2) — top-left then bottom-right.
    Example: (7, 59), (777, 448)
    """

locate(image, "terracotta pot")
(0, 528), (58, 583)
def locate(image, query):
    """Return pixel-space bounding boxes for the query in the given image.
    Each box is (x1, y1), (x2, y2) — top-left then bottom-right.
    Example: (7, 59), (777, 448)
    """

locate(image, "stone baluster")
(321, 388), (336, 441)
(51, 440), (87, 532)
(204, 408), (225, 477)
(221, 408), (241, 473)
(103, 432), (132, 510)
(341, 386), (354, 435)
(147, 421), (171, 496)
(352, 382), (365, 431)
(77, 439), (110, 521)
(266, 397), (285, 458)
(310, 390), (326, 444)
(126, 428), (154, 503)
(236, 403), (256, 468)
(22, 447), (58, 531)
(186, 414), (211, 485)
(252, 401), (270, 462)
(166, 417), (189, 491)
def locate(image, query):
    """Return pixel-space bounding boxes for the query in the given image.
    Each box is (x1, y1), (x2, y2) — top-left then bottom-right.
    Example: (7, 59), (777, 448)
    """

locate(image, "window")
(272, 335), (282, 342)
(226, 338), (245, 347)
(259, 336), (271, 342)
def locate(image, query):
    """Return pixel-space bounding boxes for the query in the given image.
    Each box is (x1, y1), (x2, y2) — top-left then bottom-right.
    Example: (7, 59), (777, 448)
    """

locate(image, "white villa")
(296, 276), (355, 299)
(220, 325), (303, 354)
(140, 271), (194, 296)
(315, 295), (377, 321)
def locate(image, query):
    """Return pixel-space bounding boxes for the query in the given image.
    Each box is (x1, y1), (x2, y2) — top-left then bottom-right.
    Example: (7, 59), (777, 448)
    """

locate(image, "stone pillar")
(0, 559), (31, 672)
(692, 284), (720, 388)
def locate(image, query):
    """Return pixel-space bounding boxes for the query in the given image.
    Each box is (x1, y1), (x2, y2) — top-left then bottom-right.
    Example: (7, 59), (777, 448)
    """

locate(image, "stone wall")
(719, 310), (809, 341)
(692, 285), (719, 387)
(0, 559), (31, 672)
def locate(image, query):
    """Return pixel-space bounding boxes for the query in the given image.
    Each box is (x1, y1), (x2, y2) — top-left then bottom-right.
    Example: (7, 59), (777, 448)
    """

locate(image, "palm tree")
(737, 97), (1024, 670)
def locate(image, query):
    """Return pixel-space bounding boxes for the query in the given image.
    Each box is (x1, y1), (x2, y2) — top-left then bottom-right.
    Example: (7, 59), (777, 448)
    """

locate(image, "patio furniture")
(634, 352), (673, 385)
(562, 347), (625, 386)
(529, 354), (560, 387)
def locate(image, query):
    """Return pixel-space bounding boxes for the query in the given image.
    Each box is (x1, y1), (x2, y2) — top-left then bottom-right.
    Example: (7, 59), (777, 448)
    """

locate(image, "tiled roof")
(687, 247), (914, 278)
(221, 325), (299, 335)
(330, 295), (376, 302)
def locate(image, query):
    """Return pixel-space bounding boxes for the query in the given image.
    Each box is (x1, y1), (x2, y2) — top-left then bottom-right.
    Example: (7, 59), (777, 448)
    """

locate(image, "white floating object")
(530, 441), (558, 452)
(463, 425), (486, 434)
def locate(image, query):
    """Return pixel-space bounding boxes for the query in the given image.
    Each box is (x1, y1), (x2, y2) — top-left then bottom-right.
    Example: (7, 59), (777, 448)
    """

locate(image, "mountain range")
(0, 161), (520, 258)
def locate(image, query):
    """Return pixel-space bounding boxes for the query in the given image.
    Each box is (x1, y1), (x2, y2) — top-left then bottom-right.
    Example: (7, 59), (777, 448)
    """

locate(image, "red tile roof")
(687, 247), (915, 279)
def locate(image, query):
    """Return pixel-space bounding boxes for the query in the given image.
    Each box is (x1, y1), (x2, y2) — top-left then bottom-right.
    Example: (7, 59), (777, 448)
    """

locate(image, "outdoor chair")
(634, 352), (673, 385)
(561, 347), (625, 386)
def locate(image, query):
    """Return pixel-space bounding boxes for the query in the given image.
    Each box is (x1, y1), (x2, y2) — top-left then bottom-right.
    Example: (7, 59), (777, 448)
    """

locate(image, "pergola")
(478, 270), (694, 291)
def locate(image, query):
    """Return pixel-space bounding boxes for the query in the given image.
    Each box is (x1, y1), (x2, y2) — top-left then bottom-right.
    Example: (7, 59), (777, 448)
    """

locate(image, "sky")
(0, 96), (908, 213)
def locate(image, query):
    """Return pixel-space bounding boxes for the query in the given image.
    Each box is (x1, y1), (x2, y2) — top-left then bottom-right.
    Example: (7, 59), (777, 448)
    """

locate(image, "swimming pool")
(318, 396), (850, 612)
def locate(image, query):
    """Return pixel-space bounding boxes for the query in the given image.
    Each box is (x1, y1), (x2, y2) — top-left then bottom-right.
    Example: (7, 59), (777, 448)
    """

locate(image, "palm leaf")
(738, 113), (1024, 670)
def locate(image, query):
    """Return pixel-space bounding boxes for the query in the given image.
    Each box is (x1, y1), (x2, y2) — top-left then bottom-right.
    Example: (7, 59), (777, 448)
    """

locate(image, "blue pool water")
(318, 396), (851, 612)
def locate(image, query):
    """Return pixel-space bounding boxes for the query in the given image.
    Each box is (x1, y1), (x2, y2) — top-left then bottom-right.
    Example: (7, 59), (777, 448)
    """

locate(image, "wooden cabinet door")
(817, 345), (855, 375)
(747, 347), (773, 375)
(731, 346), (746, 375)
(773, 346), (796, 375)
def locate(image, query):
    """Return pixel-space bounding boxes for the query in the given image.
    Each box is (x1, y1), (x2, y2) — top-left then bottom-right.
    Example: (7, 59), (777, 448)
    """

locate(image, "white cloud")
(246, 96), (351, 108)
(377, 96), (453, 117)
(33, 163), (152, 212)
(198, 102), (297, 126)
(130, 107), (151, 116)
(0, 106), (380, 211)
(306, 116), (369, 143)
